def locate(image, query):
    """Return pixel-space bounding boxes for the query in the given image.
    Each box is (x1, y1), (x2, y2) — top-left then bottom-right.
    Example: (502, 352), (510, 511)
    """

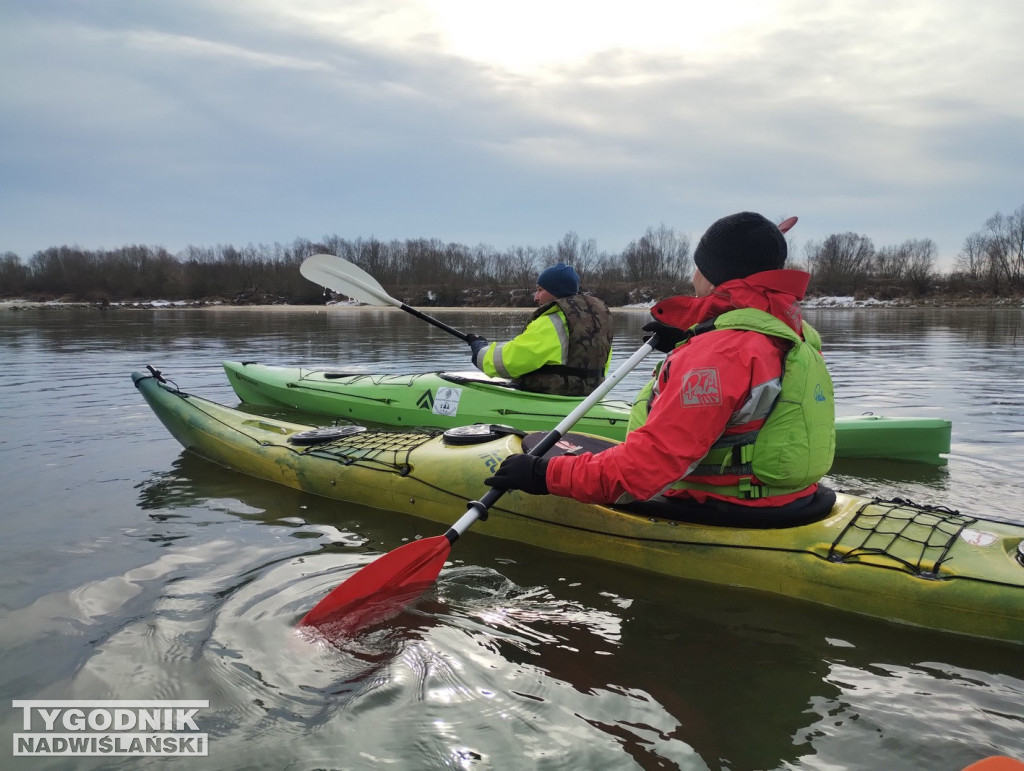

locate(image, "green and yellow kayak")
(223, 361), (952, 465)
(135, 369), (1023, 644)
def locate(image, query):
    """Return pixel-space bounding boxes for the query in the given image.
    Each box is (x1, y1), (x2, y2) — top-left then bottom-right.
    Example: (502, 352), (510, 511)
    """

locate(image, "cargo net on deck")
(827, 498), (977, 579)
(301, 428), (441, 475)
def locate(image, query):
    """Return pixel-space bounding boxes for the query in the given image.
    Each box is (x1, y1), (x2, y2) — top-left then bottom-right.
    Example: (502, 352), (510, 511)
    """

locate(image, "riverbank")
(2, 294), (1023, 311)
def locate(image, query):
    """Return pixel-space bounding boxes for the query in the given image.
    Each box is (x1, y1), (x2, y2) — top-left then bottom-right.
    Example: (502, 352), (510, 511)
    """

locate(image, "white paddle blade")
(300, 254), (402, 308)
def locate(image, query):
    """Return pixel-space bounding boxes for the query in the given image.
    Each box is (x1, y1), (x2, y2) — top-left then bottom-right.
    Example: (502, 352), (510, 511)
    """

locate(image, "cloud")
(1, 0), (1022, 265)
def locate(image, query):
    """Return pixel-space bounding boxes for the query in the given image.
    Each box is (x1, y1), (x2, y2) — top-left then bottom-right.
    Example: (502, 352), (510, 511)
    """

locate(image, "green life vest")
(630, 308), (836, 499)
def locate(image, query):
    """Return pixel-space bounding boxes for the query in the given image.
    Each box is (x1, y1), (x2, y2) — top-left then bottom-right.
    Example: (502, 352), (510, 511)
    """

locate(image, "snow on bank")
(0, 299), (227, 309)
(622, 296), (898, 310)
(801, 296), (897, 308)
(4, 294), (1022, 311)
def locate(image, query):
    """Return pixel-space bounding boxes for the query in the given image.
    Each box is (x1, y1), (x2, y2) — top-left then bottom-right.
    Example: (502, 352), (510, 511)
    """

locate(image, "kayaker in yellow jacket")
(466, 263), (614, 396)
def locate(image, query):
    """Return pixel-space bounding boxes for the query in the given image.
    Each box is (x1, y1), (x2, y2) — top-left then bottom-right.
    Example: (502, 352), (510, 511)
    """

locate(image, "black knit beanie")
(693, 212), (787, 286)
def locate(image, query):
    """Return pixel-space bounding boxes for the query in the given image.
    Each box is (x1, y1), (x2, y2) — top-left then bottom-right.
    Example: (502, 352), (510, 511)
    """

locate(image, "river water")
(0, 304), (1022, 770)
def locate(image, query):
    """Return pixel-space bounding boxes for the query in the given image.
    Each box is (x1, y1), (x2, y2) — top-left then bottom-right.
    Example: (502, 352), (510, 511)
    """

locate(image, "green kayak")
(135, 369), (1023, 644)
(223, 361), (952, 465)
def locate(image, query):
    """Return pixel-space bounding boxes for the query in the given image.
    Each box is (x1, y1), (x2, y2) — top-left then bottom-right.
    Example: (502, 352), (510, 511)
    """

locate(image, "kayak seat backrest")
(521, 432), (618, 457)
(617, 487), (837, 529)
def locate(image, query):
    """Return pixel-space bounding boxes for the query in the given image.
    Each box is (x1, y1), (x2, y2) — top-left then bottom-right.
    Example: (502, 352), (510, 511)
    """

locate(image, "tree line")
(1, 205), (1021, 306)
(789, 204), (1024, 298)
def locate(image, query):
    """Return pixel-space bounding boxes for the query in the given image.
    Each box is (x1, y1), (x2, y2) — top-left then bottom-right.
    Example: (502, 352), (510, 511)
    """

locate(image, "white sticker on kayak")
(433, 386), (462, 417)
(960, 528), (998, 547)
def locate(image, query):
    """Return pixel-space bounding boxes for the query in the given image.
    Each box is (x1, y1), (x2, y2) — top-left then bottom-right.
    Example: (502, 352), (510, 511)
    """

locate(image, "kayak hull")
(222, 361), (952, 465)
(135, 370), (1023, 644)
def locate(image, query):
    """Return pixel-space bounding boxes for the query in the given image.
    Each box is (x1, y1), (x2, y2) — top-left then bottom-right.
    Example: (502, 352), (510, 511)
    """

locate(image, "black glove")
(642, 320), (688, 354)
(466, 334), (489, 358)
(484, 454), (550, 495)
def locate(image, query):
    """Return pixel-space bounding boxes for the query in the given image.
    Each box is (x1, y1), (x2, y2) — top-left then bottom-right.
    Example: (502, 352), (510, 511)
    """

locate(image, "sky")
(2, 0), (1022, 270)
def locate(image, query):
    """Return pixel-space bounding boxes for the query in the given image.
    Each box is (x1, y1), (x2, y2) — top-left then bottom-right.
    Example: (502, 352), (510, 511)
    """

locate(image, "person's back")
(467, 263), (613, 396)
(608, 272), (834, 509)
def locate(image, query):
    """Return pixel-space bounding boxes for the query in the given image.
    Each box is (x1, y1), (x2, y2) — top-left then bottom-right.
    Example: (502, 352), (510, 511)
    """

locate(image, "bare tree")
(953, 232), (992, 284)
(956, 205), (1024, 291)
(984, 206), (1024, 286)
(356, 237), (396, 285)
(873, 244), (909, 280)
(0, 252), (28, 295)
(622, 224), (691, 283)
(556, 230), (600, 282)
(902, 238), (938, 294)
(489, 245), (540, 288)
(556, 231), (580, 264)
(871, 238), (936, 294)
(806, 233), (874, 294)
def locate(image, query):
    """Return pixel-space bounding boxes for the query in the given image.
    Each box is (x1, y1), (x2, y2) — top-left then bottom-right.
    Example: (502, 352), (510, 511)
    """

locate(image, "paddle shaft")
(396, 301), (473, 343)
(444, 334), (660, 542)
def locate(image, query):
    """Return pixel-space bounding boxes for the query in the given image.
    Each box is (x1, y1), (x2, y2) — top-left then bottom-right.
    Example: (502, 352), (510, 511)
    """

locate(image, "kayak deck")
(223, 361), (952, 465)
(135, 369), (1023, 644)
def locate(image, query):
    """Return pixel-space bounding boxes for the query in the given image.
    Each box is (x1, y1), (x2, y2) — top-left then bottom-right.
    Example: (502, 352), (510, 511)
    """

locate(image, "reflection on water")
(1, 306), (1023, 769)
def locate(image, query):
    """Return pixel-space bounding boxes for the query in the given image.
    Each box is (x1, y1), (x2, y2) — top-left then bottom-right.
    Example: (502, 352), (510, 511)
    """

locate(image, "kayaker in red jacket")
(485, 212), (837, 516)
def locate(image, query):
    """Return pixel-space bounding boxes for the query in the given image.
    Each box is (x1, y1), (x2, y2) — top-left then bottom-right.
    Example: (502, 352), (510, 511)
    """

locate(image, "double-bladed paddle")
(297, 334), (661, 634)
(300, 253), (474, 343)
(297, 215), (797, 635)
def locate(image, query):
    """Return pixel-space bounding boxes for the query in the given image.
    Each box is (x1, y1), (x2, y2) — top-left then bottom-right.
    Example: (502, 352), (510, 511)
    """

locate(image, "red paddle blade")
(778, 215), (798, 234)
(298, 535), (451, 632)
(962, 758), (1024, 771)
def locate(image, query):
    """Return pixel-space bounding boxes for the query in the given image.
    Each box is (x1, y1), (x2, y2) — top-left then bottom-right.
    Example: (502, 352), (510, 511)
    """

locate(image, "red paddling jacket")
(546, 269), (831, 507)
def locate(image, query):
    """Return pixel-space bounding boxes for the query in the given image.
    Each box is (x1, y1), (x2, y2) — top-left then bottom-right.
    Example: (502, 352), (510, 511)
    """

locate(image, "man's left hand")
(484, 454), (549, 495)
(466, 334), (489, 358)
(642, 320), (688, 353)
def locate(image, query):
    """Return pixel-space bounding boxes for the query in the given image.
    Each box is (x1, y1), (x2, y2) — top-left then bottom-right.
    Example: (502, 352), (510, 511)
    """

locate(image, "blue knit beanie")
(536, 262), (579, 298)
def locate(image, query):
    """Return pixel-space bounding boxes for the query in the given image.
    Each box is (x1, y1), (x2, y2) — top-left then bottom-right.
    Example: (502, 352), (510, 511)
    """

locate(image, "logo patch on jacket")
(680, 368), (722, 406)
